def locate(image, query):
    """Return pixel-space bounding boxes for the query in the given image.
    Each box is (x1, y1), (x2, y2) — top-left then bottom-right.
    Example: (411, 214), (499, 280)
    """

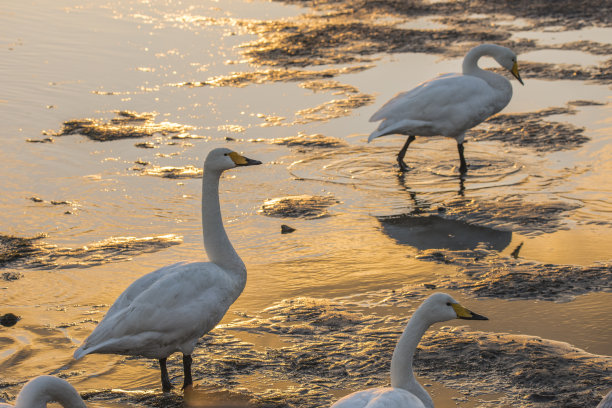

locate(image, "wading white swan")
(368, 44), (524, 173)
(0, 375), (86, 408)
(330, 293), (488, 408)
(73, 148), (262, 392)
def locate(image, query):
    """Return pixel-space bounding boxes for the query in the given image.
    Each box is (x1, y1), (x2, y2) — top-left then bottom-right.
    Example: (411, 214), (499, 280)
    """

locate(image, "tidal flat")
(0, 0), (611, 407)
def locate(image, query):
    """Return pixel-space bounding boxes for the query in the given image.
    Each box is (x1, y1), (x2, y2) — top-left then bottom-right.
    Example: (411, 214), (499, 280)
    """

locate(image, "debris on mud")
(0, 233), (182, 270)
(281, 224), (296, 234)
(50, 111), (191, 141)
(260, 195), (339, 219)
(28, 197), (74, 206)
(0, 313), (20, 327)
(25, 137), (54, 143)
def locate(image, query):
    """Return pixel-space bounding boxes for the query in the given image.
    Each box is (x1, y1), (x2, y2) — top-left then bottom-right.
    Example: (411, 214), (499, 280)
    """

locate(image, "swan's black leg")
(182, 354), (193, 390)
(457, 142), (468, 173)
(160, 358), (173, 392)
(397, 135), (416, 171)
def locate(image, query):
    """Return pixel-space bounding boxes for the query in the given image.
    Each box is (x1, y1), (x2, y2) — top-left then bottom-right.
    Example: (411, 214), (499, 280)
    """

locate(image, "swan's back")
(331, 387), (426, 408)
(74, 260), (245, 359)
(369, 72), (511, 139)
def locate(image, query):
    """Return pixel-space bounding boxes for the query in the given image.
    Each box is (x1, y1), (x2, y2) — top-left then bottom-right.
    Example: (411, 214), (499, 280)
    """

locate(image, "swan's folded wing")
(369, 74), (502, 137)
(76, 262), (235, 357)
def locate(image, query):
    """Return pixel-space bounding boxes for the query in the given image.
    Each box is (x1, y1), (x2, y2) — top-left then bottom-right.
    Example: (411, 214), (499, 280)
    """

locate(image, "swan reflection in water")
(385, 172), (512, 252)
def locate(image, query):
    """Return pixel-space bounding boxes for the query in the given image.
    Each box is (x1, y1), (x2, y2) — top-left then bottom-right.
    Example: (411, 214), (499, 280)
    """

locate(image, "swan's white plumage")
(73, 260), (241, 359)
(368, 44), (523, 171)
(73, 147), (261, 390)
(0, 376), (86, 408)
(330, 293), (487, 408)
(331, 387), (426, 408)
(598, 391), (612, 408)
(369, 73), (509, 141)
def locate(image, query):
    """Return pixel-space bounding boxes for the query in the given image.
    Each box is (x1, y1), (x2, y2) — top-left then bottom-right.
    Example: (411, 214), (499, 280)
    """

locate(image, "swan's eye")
(446, 302), (451, 306)
(224, 153), (228, 156)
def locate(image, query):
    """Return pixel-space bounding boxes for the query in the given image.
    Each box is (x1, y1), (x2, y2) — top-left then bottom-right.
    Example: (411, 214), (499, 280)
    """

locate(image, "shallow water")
(1, 0), (611, 407)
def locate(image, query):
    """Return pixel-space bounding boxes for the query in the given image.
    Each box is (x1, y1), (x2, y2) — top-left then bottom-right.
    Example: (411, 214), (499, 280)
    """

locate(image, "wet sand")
(1, 0), (611, 406)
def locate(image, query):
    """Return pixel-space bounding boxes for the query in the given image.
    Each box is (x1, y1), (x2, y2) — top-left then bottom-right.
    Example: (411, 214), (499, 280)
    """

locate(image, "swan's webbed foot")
(160, 357), (174, 393)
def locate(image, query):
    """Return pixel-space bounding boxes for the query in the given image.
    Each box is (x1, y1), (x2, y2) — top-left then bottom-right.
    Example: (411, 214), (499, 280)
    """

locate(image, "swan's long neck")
(201, 168), (246, 273)
(15, 376), (86, 408)
(390, 308), (434, 408)
(462, 44), (512, 94)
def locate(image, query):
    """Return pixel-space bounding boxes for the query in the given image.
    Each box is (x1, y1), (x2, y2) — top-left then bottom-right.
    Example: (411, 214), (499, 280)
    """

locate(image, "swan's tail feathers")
(73, 345), (89, 360)
(368, 129), (385, 143)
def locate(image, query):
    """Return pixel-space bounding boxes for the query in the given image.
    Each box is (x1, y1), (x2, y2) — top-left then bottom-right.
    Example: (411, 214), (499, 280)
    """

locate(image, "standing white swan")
(330, 293), (488, 408)
(368, 44), (524, 173)
(73, 148), (262, 392)
(0, 375), (86, 408)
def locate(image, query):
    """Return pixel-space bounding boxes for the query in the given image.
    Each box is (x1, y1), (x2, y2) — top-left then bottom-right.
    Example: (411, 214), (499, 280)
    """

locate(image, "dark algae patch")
(416, 327), (612, 408)
(0, 233), (182, 270)
(0, 234), (46, 268)
(472, 105), (591, 152)
(239, 17), (508, 67)
(416, 245), (612, 302)
(270, 133), (348, 149)
(51, 111), (190, 141)
(173, 66), (370, 88)
(260, 195), (339, 219)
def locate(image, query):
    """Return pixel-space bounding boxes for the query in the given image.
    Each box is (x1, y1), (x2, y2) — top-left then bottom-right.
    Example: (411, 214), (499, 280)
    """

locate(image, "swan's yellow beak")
(511, 61), (524, 85)
(229, 152), (262, 166)
(452, 303), (488, 320)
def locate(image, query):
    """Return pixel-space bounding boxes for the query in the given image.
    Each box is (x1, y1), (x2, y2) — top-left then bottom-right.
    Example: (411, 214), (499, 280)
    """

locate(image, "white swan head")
(204, 147), (262, 172)
(490, 45), (524, 85)
(418, 293), (488, 324)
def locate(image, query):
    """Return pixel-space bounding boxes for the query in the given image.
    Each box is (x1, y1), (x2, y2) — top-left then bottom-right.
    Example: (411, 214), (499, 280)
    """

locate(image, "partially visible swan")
(0, 375), (86, 408)
(74, 148), (262, 392)
(330, 293), (488, 408)
(598, 391), (612, 408)
(368, 44), (524, 173)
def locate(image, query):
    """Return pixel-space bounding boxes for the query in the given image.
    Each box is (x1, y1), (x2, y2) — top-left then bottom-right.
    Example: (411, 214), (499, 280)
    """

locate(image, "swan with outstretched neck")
(0, 376), (86, 408)
(330, 293), (488, 408)
(368, 44), (524, 173)
(73, 148), (262, 392)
